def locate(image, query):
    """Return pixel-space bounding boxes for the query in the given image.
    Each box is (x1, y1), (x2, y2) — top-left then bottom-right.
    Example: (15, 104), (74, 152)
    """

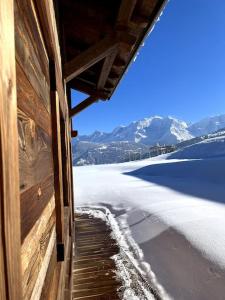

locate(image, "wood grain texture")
(21, 197), (55, 299)
(0, 0), (22, 299)
(18, 109), (53, 193)
(40, 243), (57, 300)
(56, 208), (72, 300)
(21, 196), (55, 274)
(34, 0), (67, 119)
(21, 174), (54, 241)
(48, 262), (62, 300)
(15, 0), (50, 113)
(15, 0), (49, 81)
(64, 207), (73, 298)
(0, 187), (7, 300)
(17, 62), (52, 136)
(30, 226), (56, 300)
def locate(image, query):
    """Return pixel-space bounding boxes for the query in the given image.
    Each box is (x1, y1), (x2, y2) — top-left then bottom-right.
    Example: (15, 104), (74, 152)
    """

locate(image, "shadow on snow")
(123, 158), (225, 205)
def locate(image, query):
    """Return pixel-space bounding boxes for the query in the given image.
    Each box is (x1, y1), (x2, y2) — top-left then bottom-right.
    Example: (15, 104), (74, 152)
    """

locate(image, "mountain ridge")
(77, 114), (225, 146)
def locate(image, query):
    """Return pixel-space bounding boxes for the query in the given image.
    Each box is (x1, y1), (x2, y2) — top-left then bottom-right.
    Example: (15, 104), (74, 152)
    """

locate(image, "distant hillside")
(168, 129), (225, 160)
(176, 127), (225, 149)
(73, 141), (151, 166)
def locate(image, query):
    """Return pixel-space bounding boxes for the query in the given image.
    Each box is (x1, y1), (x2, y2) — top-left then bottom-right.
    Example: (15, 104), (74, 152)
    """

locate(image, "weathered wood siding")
(14, 0), (73, 298)
(0, 1), (22, 299)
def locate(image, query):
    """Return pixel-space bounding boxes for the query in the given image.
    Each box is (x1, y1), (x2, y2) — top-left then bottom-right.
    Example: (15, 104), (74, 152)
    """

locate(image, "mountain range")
(76, 114), (225, 145)
(73, 114), (225, 165)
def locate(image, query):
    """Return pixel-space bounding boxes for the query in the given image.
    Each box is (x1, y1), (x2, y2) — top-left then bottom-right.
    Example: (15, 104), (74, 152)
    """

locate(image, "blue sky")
(72, 0), (225, 135)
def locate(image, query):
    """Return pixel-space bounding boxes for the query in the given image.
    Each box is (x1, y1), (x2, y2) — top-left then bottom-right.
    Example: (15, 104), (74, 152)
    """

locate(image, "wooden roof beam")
(137, 0), (156, 16)
(69, 96), (99, 118)
(64, 37), (118, 82)
(114, 56), (127, 68)
(116, 0), (138, 30)
(97, 49), (118, 90)
(131, 15), (149, 29)
(69, 79), (110, 100)
(105, 79), (116, 89)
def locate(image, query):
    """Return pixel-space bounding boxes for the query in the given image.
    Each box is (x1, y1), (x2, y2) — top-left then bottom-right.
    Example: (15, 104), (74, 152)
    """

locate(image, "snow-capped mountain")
(77, 114), (225, 146)
(188, 115), (225, 137)
(77, 116), (194, 146)
(73, 114), (225, 165)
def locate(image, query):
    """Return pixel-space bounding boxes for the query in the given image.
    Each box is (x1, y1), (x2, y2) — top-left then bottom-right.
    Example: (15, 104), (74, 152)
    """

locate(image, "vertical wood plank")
(0, 0), (22, 299)
(0, 196), (7, 300)
(34, 0), (67, 119)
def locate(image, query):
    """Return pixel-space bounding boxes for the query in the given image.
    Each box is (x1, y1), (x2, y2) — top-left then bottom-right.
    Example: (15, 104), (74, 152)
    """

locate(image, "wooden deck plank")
(73, 213), (122, 300)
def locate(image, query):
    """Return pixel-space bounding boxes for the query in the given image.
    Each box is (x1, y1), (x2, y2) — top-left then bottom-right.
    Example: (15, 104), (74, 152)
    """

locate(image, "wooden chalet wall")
(0, 0), (167, 299)
(2, 0), (74, 299)
(0, 1), (22, 299)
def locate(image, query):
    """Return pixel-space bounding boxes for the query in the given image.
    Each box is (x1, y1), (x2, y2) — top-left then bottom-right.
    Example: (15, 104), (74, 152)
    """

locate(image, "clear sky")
(72, 0), (225, 135)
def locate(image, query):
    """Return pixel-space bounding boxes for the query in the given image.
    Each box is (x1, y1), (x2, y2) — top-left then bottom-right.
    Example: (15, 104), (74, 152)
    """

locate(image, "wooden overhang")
(56, 0), (167, 113)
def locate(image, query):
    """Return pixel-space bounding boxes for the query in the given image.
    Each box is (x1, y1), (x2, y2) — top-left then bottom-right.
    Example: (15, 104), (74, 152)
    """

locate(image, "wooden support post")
(0, 0), (22, 299)
(50, 61), (65, 261)
(60, 114), (69, 207)
(66, 85), (75, 228)
(69, 96), (99, 118)
(52, 90), (65, 261)
(64, 37), (118, 82)
(68, 125), (75, 216)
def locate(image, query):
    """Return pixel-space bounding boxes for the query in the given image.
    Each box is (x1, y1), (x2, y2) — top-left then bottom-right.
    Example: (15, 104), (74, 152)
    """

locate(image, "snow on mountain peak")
(189, 114), (225, 136)
(77, 114), (225, 146)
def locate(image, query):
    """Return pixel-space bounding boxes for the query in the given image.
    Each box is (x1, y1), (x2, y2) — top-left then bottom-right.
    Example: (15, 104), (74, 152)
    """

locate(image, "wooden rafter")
(116, 0), (137, 29)
(97, 49), (118, 90)
(69, 79), (110, 100)
(69, 96), (99, 118)
(64, 37), (118, 82)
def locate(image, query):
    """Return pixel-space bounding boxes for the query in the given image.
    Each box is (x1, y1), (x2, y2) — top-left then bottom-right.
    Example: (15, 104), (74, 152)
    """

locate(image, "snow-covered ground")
(74, 136), (225, 300)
